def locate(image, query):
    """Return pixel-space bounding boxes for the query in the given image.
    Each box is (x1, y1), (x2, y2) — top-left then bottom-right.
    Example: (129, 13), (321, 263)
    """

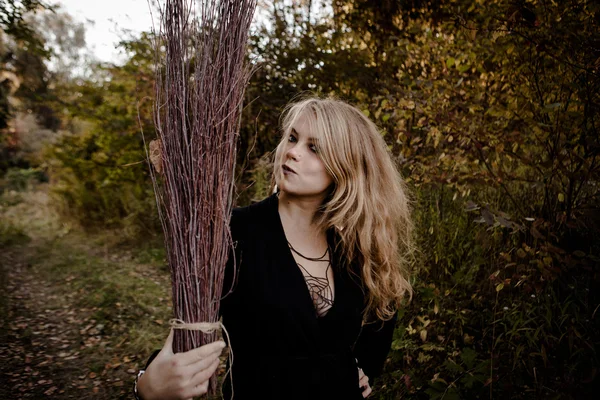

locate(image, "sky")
(51, 1), (330, 65)
(53, 0), (157, 64)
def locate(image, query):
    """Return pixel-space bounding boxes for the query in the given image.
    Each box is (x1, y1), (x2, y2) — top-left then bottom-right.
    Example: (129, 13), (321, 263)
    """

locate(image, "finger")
(180, 349), (221, 377)
(178, 340), (226, 366)
(190, 358), (220, 385)
(358, 368), (365, 379)
(161, 329), (175, 356)
(362, 385), (372, 398)
(359, 374), (369, 387)
(186, 358), (220, 397)
(187, 380), (209, 399)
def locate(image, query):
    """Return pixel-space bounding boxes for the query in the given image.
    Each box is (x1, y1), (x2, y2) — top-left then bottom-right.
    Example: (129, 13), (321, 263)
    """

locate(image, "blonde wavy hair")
(272, 96), (414, 321)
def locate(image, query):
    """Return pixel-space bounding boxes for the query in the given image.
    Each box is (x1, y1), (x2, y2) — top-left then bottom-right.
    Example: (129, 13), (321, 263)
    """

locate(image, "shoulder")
(230, 193), (277, 237)
(231, 193), (276, 223)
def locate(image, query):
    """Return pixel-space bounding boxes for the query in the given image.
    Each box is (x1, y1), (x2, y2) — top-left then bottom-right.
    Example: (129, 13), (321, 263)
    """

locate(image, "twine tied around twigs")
(169, 319), (222, 333)
(169, 319), (234, 399)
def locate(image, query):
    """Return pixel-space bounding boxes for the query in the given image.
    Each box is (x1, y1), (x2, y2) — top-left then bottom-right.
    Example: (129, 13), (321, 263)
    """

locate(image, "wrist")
(134, 370), (151, 400)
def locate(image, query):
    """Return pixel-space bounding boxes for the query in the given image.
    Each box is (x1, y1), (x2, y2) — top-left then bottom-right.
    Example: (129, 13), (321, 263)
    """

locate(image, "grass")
(0, 182), (174, 398)
(27, 227), (172, 357)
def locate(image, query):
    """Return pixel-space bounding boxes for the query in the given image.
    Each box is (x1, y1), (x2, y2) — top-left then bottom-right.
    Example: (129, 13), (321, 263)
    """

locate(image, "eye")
(309, 144), (318, 153)
(288, 134), (297, 143)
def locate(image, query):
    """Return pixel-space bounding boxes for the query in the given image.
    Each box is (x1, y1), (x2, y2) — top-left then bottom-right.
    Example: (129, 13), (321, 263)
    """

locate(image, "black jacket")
(146, 193), (397, 399)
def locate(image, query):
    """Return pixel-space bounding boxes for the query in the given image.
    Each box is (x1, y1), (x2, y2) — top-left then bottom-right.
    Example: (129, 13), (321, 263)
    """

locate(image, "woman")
(136, 96), (414, 400)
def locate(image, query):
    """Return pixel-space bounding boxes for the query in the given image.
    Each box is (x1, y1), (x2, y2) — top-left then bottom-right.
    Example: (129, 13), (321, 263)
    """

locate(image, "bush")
(1, 168), (47, 193)
(377, 183), (599, 399)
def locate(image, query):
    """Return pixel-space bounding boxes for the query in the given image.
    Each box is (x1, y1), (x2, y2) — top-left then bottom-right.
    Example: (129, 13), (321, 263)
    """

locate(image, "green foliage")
(0, 167), (45, 192)
(0, 220), (29, 247)
(45, 34), (159, 235)
(0, 0), (50, 53)
(237, 152), (274, 205)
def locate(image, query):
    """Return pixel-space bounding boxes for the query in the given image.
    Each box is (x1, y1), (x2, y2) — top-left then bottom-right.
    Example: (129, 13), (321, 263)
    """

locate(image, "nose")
(286, 146), (301, 161)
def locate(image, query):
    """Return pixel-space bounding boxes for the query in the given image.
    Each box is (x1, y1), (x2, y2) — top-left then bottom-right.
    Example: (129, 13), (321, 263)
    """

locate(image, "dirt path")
(0, 186), (170, 399)
(0, 248), (128, 399)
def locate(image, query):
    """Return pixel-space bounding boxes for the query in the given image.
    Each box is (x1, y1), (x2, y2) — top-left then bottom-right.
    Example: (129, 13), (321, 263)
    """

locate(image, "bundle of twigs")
(148, 0), (256, 392)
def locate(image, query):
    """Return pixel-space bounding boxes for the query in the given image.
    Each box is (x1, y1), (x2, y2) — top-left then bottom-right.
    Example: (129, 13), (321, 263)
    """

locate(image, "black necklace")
(287, 240), (334, 317)
(287, 241), (329, 261)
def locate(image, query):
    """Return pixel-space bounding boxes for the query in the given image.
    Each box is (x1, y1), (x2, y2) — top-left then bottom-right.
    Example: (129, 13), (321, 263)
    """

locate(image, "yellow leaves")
(149, 139), (162, 173)
(92, 152), (109, 164)
(457, 63), (471, 73)
(463, 333), (474, 345)
(558, 193), (565, 202)
(396, 119), (407, 131)
(407, 315), (432, 343)
(417, 352), (433, 363)
(397, 99), (415, 110)
(417, 315), (431, 328)
(429, 126), (441, 148)
(468, 104), (483, 114)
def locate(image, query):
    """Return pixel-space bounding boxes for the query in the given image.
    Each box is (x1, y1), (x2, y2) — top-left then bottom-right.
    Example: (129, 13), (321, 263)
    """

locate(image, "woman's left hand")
(358, 367), (372, 398)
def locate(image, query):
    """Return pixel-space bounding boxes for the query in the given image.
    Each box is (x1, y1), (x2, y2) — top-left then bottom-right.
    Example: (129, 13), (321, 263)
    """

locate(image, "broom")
(148, 0), (256, 394)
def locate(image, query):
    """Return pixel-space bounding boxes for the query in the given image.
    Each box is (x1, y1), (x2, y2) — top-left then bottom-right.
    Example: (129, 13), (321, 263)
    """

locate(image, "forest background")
(1, 0), (598, 399)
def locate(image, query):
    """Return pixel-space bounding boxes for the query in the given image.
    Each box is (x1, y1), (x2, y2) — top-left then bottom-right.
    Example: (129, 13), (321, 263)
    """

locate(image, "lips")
(282, 165), (296, 174)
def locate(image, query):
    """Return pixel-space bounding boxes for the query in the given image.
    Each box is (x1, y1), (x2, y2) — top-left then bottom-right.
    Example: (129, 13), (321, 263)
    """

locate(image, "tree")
(0, 0), (51, 169)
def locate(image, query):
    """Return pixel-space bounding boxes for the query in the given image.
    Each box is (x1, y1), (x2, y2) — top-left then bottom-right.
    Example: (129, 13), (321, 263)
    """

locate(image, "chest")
(233, 233), (365, 349)
(288, 243), (335, 316)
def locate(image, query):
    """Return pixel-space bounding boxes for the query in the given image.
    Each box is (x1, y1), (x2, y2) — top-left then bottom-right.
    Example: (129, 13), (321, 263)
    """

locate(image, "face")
(276, 112), (334, 200)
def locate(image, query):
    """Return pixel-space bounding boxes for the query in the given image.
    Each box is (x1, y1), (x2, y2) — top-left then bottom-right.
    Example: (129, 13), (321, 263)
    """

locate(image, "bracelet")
(133, 369), (146, 400)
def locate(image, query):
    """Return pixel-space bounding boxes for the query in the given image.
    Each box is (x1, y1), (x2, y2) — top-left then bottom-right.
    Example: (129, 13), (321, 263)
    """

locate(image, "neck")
(277, 191), (324, 233)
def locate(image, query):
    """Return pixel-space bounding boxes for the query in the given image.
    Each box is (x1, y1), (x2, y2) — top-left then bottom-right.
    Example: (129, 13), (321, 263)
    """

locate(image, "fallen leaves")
(44, 386), (58, 395)
(1, 255), (144, 399)
(1, 188), (172, 399)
